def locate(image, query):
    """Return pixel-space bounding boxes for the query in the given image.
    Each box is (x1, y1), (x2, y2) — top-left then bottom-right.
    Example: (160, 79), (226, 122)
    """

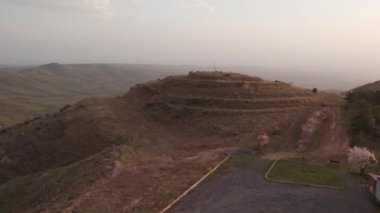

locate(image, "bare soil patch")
(262, 107), (350, 162)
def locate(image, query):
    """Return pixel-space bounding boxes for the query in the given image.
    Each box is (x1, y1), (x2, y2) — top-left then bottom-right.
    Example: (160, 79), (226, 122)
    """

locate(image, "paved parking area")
(172, 155), (377, 213)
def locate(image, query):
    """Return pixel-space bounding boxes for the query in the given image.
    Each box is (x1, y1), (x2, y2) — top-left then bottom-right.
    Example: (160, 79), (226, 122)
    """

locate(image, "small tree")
(256, 133), (269, 148)
(347, 146), (377, 174)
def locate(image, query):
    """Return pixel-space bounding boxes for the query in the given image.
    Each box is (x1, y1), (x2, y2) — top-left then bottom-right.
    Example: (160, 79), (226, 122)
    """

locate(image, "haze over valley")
(2, 1), (380, 212)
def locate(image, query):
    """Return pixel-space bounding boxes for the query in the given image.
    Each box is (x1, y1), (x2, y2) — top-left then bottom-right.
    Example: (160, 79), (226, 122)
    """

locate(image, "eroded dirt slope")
(263, 107), (349, 161)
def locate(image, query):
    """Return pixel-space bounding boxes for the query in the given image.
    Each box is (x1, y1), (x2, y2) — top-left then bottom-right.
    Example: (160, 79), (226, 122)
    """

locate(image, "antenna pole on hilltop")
(213, 63), (217, 72)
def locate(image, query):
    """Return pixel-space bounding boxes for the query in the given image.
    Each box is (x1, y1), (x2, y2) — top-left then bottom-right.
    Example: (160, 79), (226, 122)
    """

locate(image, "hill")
(0, 71), (340, 212)
(0, 63), (187, 128)
(352, 80), (380, 92)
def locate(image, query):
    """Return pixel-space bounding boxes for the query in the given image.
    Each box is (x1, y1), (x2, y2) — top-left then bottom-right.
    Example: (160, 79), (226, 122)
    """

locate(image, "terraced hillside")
(142, 71), (331, 107)
(0, 71), (340, 212)
(128, 72), (337, 144)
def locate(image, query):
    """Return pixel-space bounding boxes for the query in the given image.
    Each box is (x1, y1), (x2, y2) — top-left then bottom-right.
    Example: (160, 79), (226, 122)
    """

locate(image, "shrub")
(347, 146), (377, 174)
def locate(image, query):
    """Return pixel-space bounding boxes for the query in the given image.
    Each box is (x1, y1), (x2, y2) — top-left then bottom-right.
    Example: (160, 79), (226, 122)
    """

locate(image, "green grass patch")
(267, 160), (347, 188)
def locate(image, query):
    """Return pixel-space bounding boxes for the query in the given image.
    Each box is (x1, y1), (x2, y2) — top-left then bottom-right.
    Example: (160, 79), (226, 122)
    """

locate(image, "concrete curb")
(264, 160), (346, 190)
(160, 153), (231, 213)
(264, 159), (278, 179)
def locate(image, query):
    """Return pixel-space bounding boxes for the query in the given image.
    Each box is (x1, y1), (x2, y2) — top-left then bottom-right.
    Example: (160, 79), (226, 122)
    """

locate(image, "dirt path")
(263, 107), (349, 161)
(172, 154), (377, 213)
(308, 107), (349, 159)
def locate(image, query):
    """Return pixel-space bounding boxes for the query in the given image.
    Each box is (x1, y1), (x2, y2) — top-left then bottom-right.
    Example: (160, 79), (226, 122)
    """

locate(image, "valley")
(3, 1), (380, 212)
(0, 63), (186, 128)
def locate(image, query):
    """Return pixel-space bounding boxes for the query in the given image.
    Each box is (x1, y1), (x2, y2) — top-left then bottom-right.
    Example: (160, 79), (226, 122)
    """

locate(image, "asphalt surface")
(172, 154), (378, 213)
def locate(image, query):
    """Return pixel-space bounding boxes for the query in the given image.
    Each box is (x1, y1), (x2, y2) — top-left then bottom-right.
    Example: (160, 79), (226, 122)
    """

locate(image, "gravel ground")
(172, 154), (378, 213)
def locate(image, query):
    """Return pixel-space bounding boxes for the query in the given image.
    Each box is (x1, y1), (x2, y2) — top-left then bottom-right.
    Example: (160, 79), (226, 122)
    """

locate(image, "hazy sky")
(1, 0), (380, 77)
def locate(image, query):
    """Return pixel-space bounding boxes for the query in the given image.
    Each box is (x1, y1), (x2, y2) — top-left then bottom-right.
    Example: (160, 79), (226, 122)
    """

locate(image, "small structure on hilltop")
(369, 173), (380, 203)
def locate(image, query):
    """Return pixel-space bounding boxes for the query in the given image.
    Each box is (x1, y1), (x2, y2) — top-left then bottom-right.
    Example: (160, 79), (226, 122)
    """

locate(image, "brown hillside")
(353, 80), (380, 92)
(0, 63), (184, 128)
(0, 71), (340, 212)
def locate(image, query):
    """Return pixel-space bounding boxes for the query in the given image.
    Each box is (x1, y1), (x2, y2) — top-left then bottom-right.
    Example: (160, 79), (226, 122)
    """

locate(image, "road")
(171, 153), (378, 213)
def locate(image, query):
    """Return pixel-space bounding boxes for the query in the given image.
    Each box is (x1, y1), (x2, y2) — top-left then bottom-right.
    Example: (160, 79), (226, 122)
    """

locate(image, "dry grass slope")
(0, 63), (184, 128)
(0, 71), (341, 212)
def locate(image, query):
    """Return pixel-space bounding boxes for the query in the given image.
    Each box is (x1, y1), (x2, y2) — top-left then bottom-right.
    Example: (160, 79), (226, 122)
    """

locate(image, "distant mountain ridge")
(0, 63), (357, 128)
(0, 63), (188, 127)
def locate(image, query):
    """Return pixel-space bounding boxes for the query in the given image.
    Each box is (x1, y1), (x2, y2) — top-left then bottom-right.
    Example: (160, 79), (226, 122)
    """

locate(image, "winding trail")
(308, 107), (349, 159)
